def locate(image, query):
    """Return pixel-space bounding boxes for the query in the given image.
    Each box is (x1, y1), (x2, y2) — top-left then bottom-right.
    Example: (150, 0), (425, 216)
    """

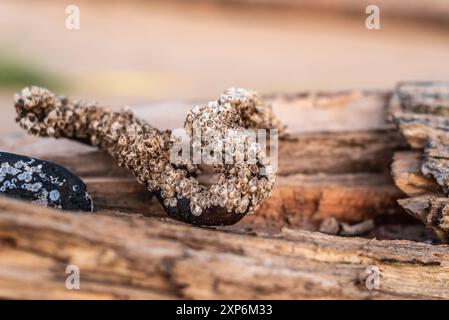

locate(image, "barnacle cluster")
(14, 86), (285, 225)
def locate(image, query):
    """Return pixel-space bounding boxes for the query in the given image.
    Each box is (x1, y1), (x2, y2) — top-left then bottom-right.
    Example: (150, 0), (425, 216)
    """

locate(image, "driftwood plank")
(0, 196), (449, 300)
(1, 88), (440, 299)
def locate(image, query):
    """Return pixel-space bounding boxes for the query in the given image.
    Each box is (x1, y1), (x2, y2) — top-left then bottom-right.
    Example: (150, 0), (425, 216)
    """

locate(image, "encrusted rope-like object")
(14, 86), (285, 225)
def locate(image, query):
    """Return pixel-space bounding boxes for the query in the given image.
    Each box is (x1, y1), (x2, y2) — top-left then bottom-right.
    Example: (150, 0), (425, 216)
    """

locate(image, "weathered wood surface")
(1, 196), (449, 300)
(390, 82), (449, 242)
(1, 89), (443, 299)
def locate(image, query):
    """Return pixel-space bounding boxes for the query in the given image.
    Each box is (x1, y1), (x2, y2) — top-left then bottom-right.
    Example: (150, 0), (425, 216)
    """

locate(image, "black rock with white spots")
(0, 151), (93, 212)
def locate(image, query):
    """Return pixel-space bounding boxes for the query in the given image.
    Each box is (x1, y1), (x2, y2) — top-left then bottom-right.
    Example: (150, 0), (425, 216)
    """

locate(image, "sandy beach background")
(0, 0), (448, 133)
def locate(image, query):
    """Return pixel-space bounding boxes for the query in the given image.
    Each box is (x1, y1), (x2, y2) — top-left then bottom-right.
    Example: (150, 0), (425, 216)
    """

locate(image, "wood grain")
(0, 196), (448, 300)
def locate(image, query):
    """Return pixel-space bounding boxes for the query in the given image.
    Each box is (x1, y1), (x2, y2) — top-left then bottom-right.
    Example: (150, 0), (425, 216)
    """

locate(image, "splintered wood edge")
(389, 82), (449, 242)
(391, 151), (440, 197)
(398, 195), (449, 243)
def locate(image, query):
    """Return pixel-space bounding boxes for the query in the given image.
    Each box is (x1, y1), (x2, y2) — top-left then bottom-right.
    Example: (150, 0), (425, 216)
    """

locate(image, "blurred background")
(0, 0), (448, 133)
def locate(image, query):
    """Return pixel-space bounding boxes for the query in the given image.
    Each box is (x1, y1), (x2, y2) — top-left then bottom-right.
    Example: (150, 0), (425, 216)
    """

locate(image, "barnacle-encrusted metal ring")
(14, 86), (285, 226)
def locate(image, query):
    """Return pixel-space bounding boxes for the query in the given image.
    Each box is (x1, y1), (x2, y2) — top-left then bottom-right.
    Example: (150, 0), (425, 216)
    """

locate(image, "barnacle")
(14, 86), (286, 226)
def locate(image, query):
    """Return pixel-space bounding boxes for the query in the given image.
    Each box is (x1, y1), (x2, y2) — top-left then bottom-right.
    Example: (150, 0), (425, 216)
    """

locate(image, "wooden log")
(391, 151), (440, 197)
(0, 196), (449, 300)
(1, 88), (440, 299)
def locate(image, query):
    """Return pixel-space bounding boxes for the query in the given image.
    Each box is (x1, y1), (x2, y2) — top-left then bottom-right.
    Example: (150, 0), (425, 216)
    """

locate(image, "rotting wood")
(390, 81), (449, 242)
(0, 196), (449, 300)
(391, 151), (440, 197)
(398, 195), (449, 243)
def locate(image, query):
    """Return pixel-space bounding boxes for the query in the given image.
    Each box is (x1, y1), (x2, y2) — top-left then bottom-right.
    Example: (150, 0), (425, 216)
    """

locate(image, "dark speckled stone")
(0, 151), (93, 212)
